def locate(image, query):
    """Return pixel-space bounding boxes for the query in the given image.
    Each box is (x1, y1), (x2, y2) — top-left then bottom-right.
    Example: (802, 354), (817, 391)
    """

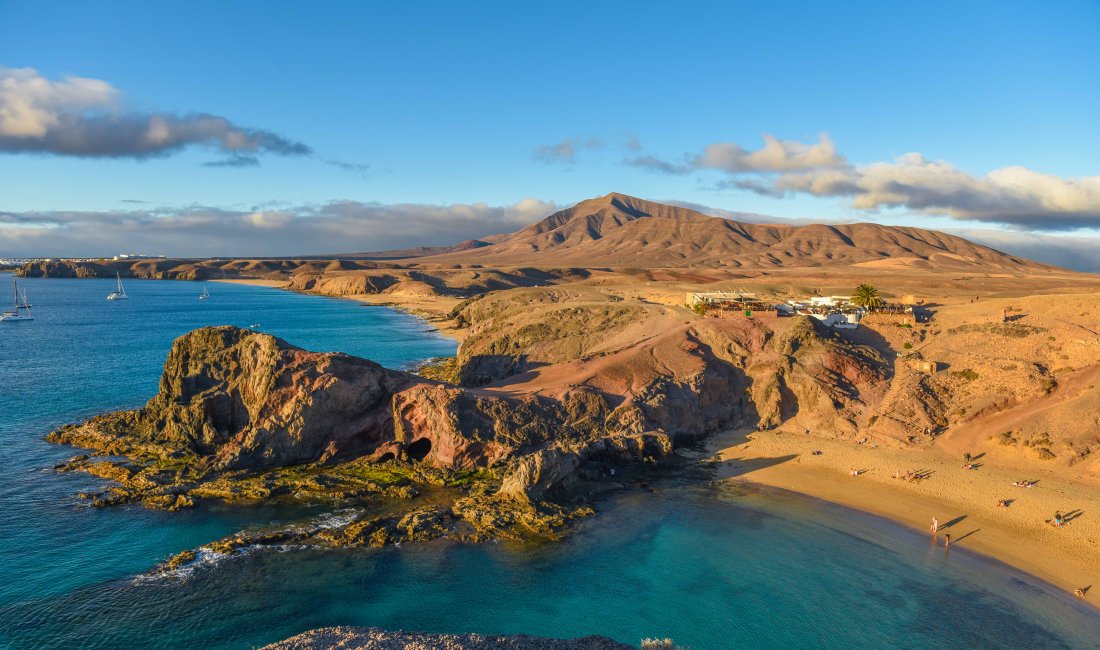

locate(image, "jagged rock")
(53, 326), (419, 470)
(498, 449), (582, 503)
(497, 432), (672, 504)
(451, 493), (592, 541)
(169, 494), (196, 511)
(391, 384), (513, 468)
(262, 626), (635, 649)
(162, 549), (196, 572)
(315, 505), (454, 548)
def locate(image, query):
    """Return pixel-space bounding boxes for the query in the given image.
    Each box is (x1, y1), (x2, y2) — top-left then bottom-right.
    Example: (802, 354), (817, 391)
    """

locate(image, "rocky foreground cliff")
(49, 282), (906, 574)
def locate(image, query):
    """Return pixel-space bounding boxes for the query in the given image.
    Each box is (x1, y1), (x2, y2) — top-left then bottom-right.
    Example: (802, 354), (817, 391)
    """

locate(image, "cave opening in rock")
(377, 452), (395, 462)
(407, 438), (432, 462)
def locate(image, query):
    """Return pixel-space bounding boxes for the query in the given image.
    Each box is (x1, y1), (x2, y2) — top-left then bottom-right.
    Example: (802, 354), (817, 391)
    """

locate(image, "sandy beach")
(708, 428), (1100, 599)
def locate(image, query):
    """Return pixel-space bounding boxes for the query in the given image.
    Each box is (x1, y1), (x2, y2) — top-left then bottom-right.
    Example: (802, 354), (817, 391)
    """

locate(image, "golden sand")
(709, 428), (1100, 598)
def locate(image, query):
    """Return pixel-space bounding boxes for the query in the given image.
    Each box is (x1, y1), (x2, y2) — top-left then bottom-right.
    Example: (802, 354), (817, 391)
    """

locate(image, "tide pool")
(0, 276), (1097, 649)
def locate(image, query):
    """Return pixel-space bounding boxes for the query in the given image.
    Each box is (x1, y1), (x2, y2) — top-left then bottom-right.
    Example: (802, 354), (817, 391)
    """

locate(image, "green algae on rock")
(48, 326), (671, 572)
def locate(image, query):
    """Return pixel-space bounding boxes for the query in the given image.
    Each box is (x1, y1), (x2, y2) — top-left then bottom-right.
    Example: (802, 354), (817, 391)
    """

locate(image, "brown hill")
(409, 192), (1050, 271)
(336, 239), (492, 260)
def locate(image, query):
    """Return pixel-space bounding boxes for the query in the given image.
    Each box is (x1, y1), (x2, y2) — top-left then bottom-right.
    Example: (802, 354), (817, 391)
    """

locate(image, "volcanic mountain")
(386, 193), (1047, 271)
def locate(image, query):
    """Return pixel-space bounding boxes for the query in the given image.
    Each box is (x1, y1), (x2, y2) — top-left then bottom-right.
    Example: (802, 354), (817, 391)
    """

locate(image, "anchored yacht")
(107, 272), (128, 300)
(0, 278), (34, 321)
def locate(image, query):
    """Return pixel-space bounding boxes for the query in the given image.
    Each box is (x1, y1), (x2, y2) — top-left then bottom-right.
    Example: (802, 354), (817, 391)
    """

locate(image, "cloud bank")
(0, 66), (310, 160)
(629, 134), (1100, 231)
(5, 195), (1097, 274)
(0, 198), (558, 258)
(947, 229), (1100, 274)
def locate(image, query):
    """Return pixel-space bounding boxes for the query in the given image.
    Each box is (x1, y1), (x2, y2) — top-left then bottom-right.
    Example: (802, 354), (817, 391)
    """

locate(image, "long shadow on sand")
(714, 454), (802, 480)
(942, 515), (967, 529)
(953, 529), (980, 544)
(1063, 509), (1084, 524)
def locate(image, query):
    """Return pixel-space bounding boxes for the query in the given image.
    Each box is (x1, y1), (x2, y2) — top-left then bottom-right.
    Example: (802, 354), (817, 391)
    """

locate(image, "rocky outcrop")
(20, 260), (101, 278)
(284, 267), (592, 302)
(50, 326), (419, 470)
(391, 384), (515, 468)
(18, 259), (224, 280)
(497, 432), (672, 503)
(448, 290), (889, 444)
(48, 302), (894, 567)
(46, 325), (679, 553)
(263, 627), (635, 650)
(286, 272), (400, 296)
(391, 384), (624, 470)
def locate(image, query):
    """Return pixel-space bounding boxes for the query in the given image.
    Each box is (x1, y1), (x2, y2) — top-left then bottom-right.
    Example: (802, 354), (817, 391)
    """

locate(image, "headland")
(34, 193), (1100, 600)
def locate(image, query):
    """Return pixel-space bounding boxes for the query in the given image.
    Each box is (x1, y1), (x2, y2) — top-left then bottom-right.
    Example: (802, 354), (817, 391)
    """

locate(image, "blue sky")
(1, 0), (1098, 264)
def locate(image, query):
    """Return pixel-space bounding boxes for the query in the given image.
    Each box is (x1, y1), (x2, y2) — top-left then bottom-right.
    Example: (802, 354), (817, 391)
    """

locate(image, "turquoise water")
(1, 275), (1098, 649)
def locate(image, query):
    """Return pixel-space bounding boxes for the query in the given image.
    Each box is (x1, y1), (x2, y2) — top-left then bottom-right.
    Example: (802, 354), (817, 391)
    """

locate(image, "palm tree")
(851, 284), (883, 309)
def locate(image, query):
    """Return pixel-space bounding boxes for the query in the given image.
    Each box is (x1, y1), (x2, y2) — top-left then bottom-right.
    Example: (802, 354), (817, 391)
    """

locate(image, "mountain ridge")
(372, 192), (1048, 271)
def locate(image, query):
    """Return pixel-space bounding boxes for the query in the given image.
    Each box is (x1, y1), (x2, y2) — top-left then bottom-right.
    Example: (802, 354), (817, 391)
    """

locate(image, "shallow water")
(0, 276), (455, 604)
(1, 275), (1097, 649)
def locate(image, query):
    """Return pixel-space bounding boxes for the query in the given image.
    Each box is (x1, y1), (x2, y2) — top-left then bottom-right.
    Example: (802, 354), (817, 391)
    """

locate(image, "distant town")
(1, 254), (167, 267)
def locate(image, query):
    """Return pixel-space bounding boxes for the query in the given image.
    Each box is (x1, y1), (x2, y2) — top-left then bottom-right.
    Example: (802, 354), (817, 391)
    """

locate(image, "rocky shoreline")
(262, 627), (638, 650)
(45, 270), (918, 578)
(48, 325), (686, 574)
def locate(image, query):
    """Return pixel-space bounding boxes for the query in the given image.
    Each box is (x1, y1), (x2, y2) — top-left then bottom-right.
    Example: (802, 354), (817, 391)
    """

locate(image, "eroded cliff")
(49, 293), (896, 575)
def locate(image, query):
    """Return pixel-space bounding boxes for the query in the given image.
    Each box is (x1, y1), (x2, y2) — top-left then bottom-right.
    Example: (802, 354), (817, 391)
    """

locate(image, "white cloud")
(0, 67), (116, 137)
(772, 154), (1100, 229)
(696, 133), (845, 172)
(246, 211), (294, 229)
(628, 133), (845, 175)
(631, 134), (1100, 231)
(0, 66), (310, 159)
(0, 198), (559, 258)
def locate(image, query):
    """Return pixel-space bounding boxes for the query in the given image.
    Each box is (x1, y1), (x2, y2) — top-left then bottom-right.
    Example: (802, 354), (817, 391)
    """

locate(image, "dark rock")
(262, 626), (636, 649)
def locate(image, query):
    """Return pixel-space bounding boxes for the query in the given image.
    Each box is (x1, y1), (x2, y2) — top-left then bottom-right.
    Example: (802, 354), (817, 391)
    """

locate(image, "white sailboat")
(107, 272), (128, 301)
(199, 283), (210, 300)
(0, 278), (34, 321)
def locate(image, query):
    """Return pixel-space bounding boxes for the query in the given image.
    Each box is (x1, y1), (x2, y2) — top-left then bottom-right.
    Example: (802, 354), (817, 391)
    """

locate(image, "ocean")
(1, 275), (1097, 649)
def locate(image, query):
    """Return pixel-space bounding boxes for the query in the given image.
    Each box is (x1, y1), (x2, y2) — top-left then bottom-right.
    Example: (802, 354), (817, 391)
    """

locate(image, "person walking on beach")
(930, 516), (939, 536)
(944, 531), (950, 548)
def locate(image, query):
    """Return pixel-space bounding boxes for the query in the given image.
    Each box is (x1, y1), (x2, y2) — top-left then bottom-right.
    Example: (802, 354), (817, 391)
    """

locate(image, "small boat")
(199, 283), (210, 300)
(107, 272), (128, 301)
(248, 323), (261, 329)
(0, 278), (34, 321)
